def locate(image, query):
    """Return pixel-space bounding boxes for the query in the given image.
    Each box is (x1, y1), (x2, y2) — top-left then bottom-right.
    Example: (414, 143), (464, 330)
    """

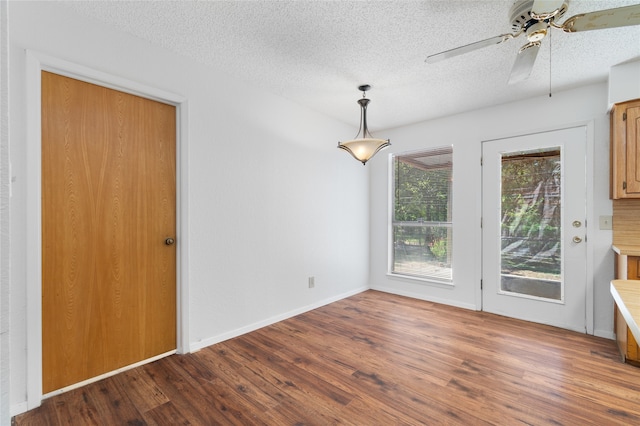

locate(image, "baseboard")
(594, 329), (615, 340)
(370, 285), (478, 311)
(10, 401), (28, 418)
(189, 286), (368, 352)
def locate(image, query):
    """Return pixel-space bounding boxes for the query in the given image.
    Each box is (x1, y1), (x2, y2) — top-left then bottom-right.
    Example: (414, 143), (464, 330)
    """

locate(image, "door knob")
(165, 237), (175, 246)
(572, 236), (582, 243)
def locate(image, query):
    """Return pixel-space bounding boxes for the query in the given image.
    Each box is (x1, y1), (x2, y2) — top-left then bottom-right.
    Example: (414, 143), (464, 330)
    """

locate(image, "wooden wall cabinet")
(614, 253), (640, 365)
(611, 99), (640, 199)
(630, 256), (640, 280)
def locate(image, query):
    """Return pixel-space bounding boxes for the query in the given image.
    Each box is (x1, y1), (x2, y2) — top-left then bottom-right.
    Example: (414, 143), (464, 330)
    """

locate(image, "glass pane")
(500, 148), (562, 301)
(395, 151), (452, 223)
(393, 225), (452, 281)
(392, 147), (453, 282)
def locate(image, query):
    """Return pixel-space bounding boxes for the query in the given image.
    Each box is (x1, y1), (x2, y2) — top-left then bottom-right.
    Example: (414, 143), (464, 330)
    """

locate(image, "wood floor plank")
(81, 377), (145, 425)
(142, 401), (191, 426)
(141, 357), (231, 425)
(111, 367), (169, 414)
(222, 338), (355, 423)
(14, 290), (640, 425)
(195, 344), (284, 413)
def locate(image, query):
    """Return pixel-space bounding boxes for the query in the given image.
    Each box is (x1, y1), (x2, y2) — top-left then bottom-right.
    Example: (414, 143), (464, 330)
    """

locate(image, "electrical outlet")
(599, 215), (612, 230)
(308, 276), (315, 288)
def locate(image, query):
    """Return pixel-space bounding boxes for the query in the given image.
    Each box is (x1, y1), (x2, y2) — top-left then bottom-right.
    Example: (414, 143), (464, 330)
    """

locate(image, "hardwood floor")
(14, 290), (640, 425)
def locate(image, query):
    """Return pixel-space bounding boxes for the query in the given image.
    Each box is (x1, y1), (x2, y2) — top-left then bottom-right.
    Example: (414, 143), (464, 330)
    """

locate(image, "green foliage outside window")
(500, 152), (561, 276)
(392, 148), (453, 281)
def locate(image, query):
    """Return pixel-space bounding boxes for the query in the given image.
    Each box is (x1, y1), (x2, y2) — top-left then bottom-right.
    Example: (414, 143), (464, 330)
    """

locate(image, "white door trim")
(25, 50), (190, 410)
(478, 121), (595, 334)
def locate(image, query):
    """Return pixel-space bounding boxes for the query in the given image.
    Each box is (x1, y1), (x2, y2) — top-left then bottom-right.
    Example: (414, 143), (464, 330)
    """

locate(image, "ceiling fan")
(426, 0), (640, 84)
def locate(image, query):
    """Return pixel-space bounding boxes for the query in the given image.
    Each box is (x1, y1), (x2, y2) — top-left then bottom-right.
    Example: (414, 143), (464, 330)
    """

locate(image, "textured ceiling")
(60, 0), (640, 130)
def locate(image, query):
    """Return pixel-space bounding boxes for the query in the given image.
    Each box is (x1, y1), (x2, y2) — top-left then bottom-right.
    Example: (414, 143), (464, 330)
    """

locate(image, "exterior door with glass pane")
(482, 126), (587, 332)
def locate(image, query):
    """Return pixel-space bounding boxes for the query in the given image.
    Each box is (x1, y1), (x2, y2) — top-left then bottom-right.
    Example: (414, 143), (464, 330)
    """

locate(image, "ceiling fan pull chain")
(549, 29), (552, 98)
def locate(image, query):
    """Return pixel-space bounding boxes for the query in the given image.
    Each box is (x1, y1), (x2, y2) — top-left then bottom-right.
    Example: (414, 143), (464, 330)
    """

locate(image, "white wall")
(8, 1), (369, 414)
(1, 0), (11, 424)
(609, 58), (640, 106)
(369, 83), (614, 337)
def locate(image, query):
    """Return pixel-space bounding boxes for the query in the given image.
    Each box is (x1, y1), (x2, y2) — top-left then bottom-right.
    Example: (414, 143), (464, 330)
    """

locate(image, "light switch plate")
(599, 215), (612, 230)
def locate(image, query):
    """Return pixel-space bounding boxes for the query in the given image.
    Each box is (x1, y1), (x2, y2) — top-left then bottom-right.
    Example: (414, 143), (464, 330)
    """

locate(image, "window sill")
(387, 272), (454, 287)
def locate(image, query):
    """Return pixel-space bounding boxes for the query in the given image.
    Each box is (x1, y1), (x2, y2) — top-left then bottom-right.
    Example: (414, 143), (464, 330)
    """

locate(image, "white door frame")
(25, 50), (190, 409)
(478, 122), (595, 334)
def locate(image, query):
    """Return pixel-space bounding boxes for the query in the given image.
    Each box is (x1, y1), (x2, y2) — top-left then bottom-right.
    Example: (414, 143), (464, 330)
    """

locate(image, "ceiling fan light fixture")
(526, 21), (548, 42)
(338, 85), (390, 165)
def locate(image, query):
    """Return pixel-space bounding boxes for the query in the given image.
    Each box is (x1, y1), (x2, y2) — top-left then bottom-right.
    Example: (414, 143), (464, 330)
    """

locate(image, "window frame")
(387, 146), (454, 285)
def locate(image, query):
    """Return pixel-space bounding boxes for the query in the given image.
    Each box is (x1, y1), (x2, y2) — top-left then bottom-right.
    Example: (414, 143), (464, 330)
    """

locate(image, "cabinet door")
(617, 308), (629, 361)
(625, 257), (640, 365)
(611, 100), (640, 199)
(626, 106), (640, 195)
(629, 256), (640, 280)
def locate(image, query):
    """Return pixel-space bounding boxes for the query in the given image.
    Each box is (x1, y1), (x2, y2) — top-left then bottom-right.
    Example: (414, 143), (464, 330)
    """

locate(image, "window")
(390, 146), (453, 282)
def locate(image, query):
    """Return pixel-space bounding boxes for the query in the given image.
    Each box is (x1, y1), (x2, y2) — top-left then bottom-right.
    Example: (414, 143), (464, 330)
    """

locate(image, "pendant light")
(338, 85), (390, 165)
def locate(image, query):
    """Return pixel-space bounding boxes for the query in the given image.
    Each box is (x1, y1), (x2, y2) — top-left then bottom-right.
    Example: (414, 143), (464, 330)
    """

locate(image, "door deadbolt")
(165, 237), (175, 246)
(572, 220), (582, 228)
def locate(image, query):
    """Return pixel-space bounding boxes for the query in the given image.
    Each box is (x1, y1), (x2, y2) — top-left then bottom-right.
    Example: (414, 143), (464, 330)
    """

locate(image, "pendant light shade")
(338, 85), (390, 165)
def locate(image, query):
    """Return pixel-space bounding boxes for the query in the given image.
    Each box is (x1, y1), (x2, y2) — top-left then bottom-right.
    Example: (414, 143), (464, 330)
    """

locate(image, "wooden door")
(41, 71), (177, 394)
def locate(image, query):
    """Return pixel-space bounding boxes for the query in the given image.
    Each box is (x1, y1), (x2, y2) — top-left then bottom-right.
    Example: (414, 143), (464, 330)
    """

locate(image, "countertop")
(613, 245), (640, 256)
(611, 280), (640, 344)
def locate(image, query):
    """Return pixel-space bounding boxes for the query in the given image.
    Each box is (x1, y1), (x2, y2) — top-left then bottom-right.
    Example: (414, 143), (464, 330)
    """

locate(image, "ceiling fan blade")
(425, 33), (514, 63)
(562, 4), (640, 32)
(508, 42), (541, 85)
(531, 0), (565, 17)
